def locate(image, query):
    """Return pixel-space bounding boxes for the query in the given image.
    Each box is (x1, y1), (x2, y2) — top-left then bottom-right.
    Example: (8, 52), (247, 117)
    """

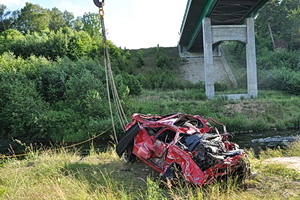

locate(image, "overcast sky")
(1, 0), (187, 49)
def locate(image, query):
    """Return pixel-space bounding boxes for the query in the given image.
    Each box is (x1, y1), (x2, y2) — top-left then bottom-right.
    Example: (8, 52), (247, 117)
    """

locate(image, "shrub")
(0, 29), (24, 54)
(64, 69), (107, 115)
(35, 67), (68, 103)
(215, 82), (228, 92)
(67, 30), (92, 60)
(122, 73), (142, 95)
(114, 75), (130, 99)
(156, 54), (171, 68)
(0, 72), (49, 139)
(136, 50), (144, 68)
(185, 89), (207, 100)
(269, 68), (300, 95)
(138, 67), (183, 90)
(191, 81), (205, 90)
(257, 50), (300, 71)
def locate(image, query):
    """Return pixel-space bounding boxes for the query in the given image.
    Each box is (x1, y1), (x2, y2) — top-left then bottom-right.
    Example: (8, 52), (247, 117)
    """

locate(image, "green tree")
(45, 29), (69, 59)
(15, 2), (50, 33)
(62, 10), (74, 28)
(81, 12), (101, 37)
(256, 0), (300, 50)
(72, 17), (83, 31)
(64, 69), (106, 115)
(0, 4), (8, 31)
(67, 30), (92, 59)
(0, 4), (6, 19)
(0, 29), (24, 54)
(48, 7), (66, 32)
(0, 5), (19, 32)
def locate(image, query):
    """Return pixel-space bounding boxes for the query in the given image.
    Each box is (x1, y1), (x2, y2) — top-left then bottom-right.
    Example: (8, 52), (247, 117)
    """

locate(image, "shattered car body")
(116, 113), (249, 186)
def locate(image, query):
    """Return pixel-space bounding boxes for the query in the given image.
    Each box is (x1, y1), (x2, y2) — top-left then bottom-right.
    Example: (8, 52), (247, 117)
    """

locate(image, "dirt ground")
(265, 157), (300, 172)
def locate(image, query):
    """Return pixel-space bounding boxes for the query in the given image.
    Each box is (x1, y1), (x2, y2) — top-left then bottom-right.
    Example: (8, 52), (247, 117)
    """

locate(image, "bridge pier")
(203, 18), (215, 99)
(246, 18), (258, 98)
(202, 17), (258, 99)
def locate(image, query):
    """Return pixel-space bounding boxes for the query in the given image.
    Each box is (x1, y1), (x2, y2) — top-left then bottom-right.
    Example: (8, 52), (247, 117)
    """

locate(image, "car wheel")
(221, 156), (251, 183)
(122, 144), (136, 163)
(233, 157), (251, 180)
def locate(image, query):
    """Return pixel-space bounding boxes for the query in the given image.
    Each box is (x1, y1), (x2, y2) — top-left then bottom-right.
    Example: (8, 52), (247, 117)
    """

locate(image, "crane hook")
(94, 0), (104, 8)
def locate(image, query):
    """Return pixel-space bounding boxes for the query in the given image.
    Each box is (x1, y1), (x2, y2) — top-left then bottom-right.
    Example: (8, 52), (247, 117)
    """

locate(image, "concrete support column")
(202, 17), (214, 99)
(246, 18), (258, 98)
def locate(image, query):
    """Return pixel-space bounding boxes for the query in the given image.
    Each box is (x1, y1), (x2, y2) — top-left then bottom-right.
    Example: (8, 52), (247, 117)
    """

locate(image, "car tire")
(122, 143), (136, 163)
(234, 157), (251, 180)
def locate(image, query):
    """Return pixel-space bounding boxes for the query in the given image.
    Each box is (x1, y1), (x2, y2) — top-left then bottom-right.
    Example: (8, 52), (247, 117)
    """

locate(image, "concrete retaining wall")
(179, 55), (237, 87)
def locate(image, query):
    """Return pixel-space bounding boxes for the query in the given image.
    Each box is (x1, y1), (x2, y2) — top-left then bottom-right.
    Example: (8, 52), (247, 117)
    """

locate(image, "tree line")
(0, 3), (100, 36)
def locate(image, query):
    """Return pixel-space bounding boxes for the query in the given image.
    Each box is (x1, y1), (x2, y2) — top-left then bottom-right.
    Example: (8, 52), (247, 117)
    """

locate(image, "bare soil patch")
(265, 157), (300, 172)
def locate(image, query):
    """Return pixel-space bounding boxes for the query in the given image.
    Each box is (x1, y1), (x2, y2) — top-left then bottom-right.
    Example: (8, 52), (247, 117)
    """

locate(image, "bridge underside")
(179, 0), (268, 53)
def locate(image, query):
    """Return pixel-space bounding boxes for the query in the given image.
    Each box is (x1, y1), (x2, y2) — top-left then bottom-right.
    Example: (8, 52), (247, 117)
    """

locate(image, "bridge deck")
(179, 0), (268, 53)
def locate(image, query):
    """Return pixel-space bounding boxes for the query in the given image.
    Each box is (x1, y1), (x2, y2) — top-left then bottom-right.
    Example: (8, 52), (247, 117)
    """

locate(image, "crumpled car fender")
(164, 145), (205, 185)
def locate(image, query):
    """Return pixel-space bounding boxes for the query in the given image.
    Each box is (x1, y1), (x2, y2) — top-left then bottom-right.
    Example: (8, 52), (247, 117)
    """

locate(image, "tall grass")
(0, 141), (300, 199)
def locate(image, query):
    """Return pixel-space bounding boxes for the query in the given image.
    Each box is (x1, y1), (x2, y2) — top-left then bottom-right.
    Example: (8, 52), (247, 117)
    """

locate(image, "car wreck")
(116, 113), (250, 186)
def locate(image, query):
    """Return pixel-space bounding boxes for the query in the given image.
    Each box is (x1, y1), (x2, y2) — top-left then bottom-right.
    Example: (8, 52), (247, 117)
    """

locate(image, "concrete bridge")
(178, 0), (268, 99)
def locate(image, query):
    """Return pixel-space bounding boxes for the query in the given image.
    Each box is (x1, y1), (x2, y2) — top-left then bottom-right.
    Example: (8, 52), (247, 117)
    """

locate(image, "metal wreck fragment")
(116, 113), (250, 186)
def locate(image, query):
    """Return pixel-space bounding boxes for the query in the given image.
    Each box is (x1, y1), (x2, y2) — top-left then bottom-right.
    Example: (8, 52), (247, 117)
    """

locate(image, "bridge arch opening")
(202, 17), (258, 99)
(219, 41), (247, 94)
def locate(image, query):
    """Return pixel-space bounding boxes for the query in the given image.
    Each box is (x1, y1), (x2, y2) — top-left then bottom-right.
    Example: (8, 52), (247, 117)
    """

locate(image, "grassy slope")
(0, 142), (300, 199)
(127, 89), (300, 132)
(128, 47), (183, 75)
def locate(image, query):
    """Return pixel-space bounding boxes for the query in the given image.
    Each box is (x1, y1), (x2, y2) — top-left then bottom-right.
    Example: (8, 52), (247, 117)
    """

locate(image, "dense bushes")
(1, 0), (299, 145)
(0, 72), (49, 139)
(256, 49), (300, 94)
(137, 67), (199, 90)
(156, 54), (171, 69)
(0, 53), (141, 142)
(268, 68), (300, 95)
(257, 49), (300, 71)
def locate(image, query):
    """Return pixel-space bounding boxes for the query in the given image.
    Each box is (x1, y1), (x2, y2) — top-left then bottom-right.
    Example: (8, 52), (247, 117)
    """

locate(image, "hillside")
(129, 47), (182, 73)
(129, 46), (238, 87)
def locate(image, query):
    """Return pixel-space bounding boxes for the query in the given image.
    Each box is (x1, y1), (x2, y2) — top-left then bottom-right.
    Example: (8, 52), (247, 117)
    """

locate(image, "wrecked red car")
(116, 113), (249, 186)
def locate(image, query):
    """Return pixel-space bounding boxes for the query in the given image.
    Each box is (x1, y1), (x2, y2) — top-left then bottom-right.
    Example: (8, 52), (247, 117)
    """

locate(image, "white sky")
(1, 0), (187, 49)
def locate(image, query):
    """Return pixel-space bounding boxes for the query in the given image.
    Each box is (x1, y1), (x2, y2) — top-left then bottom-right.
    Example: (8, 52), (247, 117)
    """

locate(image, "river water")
(1, 129), (299, 156)
(231, 129), (300, 155)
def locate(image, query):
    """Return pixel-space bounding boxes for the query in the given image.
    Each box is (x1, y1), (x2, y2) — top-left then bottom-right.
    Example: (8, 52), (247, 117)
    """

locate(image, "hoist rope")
(97, 1), (128, 143)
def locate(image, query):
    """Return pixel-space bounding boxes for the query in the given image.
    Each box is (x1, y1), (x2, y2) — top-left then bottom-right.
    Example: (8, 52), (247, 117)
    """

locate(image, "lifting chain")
(94, 0), (105, 19)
